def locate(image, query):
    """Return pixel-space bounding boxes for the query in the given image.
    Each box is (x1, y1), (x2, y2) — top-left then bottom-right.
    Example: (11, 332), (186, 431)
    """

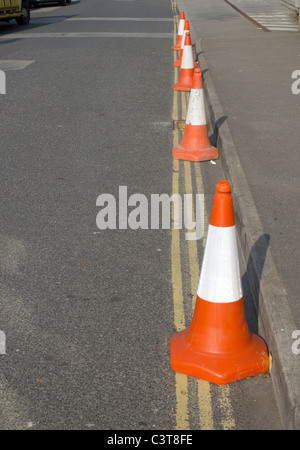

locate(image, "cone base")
(173, 144), (219, 161)
(173, 83), (192, 92)
(170, 329), (269, 385)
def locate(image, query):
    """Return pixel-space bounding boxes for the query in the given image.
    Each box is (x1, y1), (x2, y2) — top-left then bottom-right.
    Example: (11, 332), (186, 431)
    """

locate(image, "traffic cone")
(173, 67), (219, 161)
(172, 11), (185, 51)
(174, 20), (189, 67)
(173, 32), (195, 92)
(174, 20), (196, 68)
(170, 180), (269, 385)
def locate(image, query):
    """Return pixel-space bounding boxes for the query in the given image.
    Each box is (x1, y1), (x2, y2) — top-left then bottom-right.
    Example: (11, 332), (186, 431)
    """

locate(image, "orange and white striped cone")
(170, 180), (269, 385)
(173, 32), (195, 92)
(174, 20), (189, 67)
(174, 20), (197, 67)
(173, 67), (219, 161)
(172, 11), (185, 51)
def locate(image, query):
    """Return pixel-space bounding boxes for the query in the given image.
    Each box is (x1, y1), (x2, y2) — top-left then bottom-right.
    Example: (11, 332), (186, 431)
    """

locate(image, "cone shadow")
(242, 234), (270, 334)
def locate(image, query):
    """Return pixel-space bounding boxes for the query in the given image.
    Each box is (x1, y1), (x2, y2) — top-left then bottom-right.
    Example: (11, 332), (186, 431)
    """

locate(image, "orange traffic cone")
(173, 32), (194, 92)
(174, 20), (196, 68)
(172, 11), (185, 51)
(170, 180), (269, 385)
(173, 67), (219, 161)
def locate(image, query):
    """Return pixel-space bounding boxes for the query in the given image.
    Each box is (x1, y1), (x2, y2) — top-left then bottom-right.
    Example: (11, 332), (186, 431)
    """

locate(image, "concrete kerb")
(194, 36), (299, 430)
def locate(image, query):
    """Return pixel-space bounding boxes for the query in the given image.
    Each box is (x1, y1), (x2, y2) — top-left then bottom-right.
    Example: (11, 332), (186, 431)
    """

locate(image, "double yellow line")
(170, 4), (235, 430)
(171, 64), (214, 432)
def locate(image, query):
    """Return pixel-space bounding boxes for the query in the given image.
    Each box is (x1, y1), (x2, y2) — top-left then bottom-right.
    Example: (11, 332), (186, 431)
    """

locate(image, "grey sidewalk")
(176, 0), (300, 429)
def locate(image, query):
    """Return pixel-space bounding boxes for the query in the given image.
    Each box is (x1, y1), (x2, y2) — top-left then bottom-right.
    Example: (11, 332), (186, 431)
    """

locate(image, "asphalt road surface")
(0, 0), (283, 431)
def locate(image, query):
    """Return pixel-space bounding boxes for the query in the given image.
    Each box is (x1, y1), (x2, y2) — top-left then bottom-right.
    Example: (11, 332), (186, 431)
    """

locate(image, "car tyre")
(16, 1), (30, 25)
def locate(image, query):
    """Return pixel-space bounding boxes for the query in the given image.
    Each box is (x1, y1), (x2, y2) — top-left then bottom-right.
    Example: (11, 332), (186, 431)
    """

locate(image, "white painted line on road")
(0, 60), (35, 70)
(254, 22), (298, 26)
(0, 32), (173, 39)
(251, 13), (296, 16)
(251, 15), (297, 19)
(268, 27), (299, 30)
(66, 17), (173, 21)
(251, 17), (296, 21)
(225, 0), (298, 31)
(254, 20), (298, 23)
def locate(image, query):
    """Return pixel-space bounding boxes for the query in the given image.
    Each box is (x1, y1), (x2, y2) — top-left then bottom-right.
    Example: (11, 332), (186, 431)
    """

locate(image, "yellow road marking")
(171, 5), (236, 430)
(171, 164), (185, 333)
(171, 38), (185, 333)
(184, 161), (200, 308)
(194, 164), (208, 247)
(218, 386), (236, 430)
(175, 373), (189, 430)
(171, 12), (189, 430)
(197, 380), (214, 430)
(192, 164), (214, 429)
(171, 135), (189, 428)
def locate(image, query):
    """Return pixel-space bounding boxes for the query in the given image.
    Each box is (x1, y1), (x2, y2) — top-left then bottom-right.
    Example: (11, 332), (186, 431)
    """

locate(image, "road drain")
(173, 120), (186, 131)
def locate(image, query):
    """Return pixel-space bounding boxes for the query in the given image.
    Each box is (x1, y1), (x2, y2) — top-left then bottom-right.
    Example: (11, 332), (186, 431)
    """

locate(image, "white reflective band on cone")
(178, 18), (184, 35)
(181, 45), (194, 69)
(180, 29), (187, 49)
(186, 89), (206, 126)
(197, 225), (243, 303)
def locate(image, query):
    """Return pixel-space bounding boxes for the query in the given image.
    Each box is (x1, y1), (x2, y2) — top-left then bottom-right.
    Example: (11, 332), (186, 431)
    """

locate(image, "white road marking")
(0, 60), (35, 70)
(226, 0), (299, 31)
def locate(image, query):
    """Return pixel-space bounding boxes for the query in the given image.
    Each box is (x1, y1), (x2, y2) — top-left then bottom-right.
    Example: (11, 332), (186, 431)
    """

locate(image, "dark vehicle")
(0, 0), (30, 26)
(31, 0), (71, 6)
